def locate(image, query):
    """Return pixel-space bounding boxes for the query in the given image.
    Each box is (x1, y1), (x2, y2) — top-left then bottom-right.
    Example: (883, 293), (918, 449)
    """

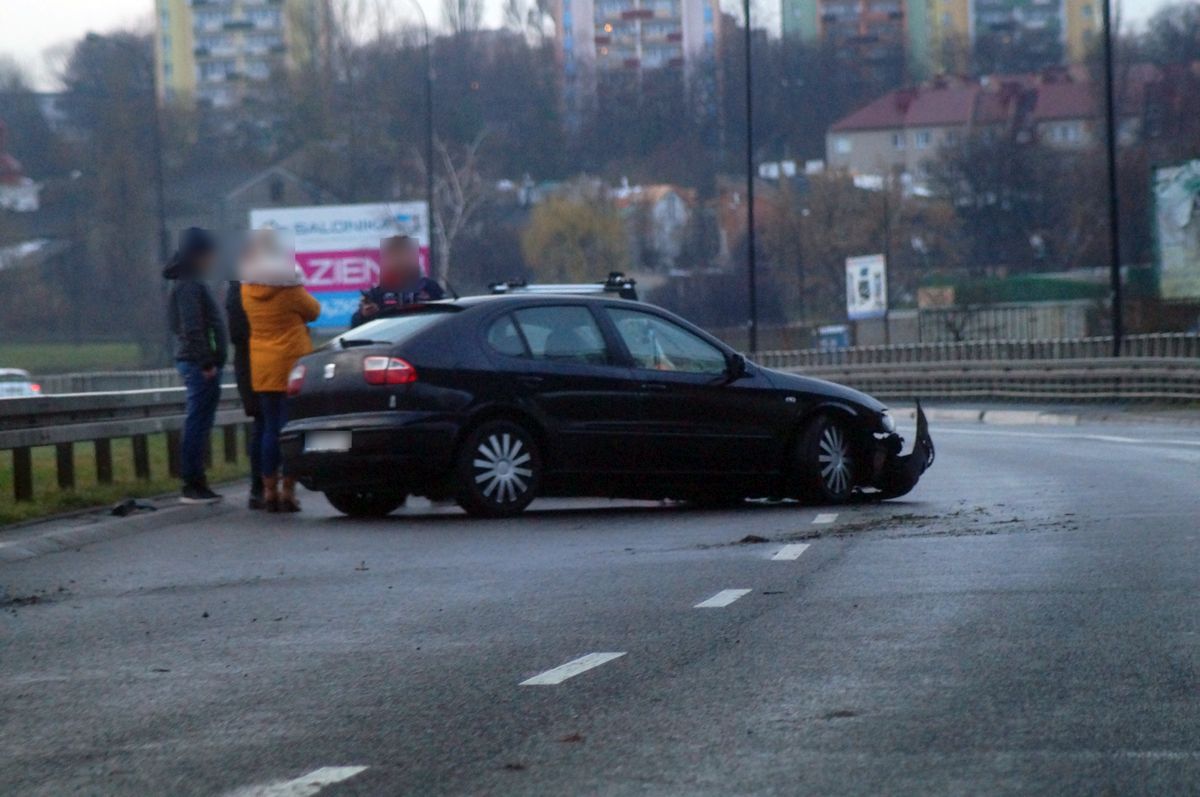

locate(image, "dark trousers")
(176, 362), (221, 486)
(259, 392), (288, 477)
(248, 415), (265, 494)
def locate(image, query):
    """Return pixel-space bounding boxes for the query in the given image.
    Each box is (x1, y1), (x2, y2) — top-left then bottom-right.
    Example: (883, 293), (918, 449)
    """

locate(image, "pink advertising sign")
(249, 202), (430, 327)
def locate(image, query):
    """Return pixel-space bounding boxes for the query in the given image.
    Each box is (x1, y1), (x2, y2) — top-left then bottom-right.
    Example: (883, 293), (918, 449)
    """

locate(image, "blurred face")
(195, 250), (217, 276)
(380, 241), (421, 287)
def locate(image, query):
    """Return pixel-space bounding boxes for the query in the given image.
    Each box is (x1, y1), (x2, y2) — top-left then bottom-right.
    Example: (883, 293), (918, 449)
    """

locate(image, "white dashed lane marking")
(812, 513), (838, 525)
(694, 589), (752, 608)
(520, 652), (627, 685)
(225, 766), (369, 797)
(771, 543), (810, 561)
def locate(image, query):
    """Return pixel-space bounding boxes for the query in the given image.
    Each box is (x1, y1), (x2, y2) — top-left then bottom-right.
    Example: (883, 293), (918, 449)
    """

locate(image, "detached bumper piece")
(873, 401), (935, 500)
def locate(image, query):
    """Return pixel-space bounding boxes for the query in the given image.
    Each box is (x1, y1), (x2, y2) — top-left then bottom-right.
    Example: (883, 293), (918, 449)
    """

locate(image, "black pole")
(1100, 0), (1123, 356)
(404, 0), (437, 280)
(150, 89), (170, 269)
(423, 23), (437, 280)
(742, 0), (758, 354)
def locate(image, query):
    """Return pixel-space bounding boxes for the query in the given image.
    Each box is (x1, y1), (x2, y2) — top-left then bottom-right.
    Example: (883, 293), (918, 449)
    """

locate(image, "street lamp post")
(400, 0), (438, 280)
(742, 0), (758, 355)
(1099, 0), (1123, 356)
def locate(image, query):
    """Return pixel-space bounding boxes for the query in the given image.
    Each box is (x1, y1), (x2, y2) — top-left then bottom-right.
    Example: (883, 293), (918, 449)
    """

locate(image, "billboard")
(846, 254), (888, 320)
(249, 202), (430, 327)
(1154, 160), (1200, 300)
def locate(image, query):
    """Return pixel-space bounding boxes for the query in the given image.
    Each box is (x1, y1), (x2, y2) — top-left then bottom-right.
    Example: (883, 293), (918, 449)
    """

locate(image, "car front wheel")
(456, 420), (541, 518)
(325, 490), (406, 518)
(794, 414), (857, 504)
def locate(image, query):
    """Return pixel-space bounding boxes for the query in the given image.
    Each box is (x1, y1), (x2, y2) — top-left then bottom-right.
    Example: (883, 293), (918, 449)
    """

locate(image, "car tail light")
(30, 383), (41, 394)
(363, 356), (418, 385)
(287, 364), (306, 396)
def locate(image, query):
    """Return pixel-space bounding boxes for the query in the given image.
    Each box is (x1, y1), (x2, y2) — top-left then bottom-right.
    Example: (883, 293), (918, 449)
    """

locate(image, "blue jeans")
(259, 392), (288, 477)
(176, 362), (222, 486)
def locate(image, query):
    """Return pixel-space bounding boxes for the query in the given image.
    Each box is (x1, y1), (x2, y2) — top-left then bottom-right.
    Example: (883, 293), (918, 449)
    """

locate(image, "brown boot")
(279, 477), (301, 513)
(262, 475), (280, 513)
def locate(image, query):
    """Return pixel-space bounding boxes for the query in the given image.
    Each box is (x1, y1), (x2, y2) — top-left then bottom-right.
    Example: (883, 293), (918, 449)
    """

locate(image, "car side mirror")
(726, 353), (748, 382)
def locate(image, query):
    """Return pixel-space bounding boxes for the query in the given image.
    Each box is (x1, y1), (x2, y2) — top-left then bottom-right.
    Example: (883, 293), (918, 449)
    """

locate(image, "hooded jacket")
(164, 254), (228, 369)
(242, 283), (322, 393)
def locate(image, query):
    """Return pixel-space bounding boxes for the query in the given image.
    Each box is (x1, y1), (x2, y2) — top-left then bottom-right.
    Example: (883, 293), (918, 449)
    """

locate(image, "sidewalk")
(891, 402), (1200, 427)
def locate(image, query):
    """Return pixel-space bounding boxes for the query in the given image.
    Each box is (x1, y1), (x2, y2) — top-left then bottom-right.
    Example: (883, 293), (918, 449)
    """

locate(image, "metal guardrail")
(793, 357), (1200, 402)
(37, 369), (182, 395)
(30, 334), (1199, 394)
(0, 385), (247, 502)
(757, 333), (1200, 369)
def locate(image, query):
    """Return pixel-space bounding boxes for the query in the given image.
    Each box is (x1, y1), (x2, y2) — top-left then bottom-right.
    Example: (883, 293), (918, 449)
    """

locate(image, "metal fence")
(0, 386), (247, 502)
(30, 334), (1198, 395)
(757, 333), (1200, 369)
(37, 369), (183, 395)
(793, 357), (1200, 403)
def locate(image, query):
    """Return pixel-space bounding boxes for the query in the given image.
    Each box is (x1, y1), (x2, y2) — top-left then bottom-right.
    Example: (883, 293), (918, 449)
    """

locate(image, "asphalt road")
(2, 417), (1199, 796)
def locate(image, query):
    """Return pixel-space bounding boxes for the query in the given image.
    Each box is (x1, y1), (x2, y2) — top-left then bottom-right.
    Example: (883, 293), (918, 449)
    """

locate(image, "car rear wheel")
(456, 420), (541, 518)
(325, 490), (406, 518)
(794, 414), (857, 504)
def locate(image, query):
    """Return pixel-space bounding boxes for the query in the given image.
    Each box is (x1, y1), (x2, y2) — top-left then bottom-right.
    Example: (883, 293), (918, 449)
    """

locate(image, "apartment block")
(554, 0), (721, 108)
(782, 0), (1098, 75)
(155, 0), (328, 107)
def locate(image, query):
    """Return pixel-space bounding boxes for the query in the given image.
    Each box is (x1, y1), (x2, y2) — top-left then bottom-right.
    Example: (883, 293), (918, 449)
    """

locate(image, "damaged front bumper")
(866, 402), (936, 500)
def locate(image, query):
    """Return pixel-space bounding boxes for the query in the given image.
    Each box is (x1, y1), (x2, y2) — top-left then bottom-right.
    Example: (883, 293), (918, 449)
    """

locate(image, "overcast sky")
(0, 0), (1172, 90)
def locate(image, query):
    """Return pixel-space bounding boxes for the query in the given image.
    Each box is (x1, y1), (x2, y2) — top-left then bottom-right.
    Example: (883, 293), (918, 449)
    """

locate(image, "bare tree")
(414, 131), (490, 285)
(442, 0), (484, 35)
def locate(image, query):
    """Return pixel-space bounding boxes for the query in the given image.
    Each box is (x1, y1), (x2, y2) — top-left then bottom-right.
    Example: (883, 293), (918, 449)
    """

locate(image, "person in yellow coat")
(239, 230), (321, 512)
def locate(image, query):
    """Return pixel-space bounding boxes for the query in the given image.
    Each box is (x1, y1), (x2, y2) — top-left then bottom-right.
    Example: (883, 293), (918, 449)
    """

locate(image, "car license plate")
(305, 431), (352, 452)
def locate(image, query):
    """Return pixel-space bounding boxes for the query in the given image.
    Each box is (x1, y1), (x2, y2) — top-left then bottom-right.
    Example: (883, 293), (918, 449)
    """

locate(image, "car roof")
(0, 368), (32, 378)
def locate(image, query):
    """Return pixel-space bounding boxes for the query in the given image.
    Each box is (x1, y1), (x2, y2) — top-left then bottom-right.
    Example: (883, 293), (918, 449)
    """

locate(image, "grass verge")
(0, 343), (146, 374)
(0, 433), (249, 526)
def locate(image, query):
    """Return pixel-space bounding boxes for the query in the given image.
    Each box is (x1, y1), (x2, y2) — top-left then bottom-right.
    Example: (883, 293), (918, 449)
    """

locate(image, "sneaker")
(181, 484), (223, 505)
(248, 494), (266, 511)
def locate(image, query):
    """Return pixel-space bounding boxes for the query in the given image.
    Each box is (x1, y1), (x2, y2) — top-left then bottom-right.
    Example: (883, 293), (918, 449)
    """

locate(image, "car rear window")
(0, 373), (31, 384)
(327, 311), (452, 348)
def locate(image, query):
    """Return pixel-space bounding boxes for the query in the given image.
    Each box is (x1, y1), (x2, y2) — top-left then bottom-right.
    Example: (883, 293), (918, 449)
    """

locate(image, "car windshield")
(326, 311), (453, 349)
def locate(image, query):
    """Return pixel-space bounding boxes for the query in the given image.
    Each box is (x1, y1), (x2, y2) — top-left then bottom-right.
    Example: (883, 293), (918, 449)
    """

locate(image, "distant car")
(281, 296), (933, 518)
(0, 368), (41, 399)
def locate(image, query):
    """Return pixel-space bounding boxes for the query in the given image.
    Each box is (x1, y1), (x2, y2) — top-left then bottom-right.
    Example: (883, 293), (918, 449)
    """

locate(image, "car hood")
(759, 366), (888, 414)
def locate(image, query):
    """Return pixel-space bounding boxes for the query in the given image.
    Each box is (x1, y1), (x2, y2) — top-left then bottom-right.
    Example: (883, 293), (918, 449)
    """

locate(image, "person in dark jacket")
(164, 227), (228, 504)
(350, 235), (444, 328)
(225, 280), (265, 509)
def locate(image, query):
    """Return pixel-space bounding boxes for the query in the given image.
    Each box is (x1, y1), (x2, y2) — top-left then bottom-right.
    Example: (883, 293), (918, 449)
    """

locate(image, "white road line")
(772, 543), (810, 561)
(812, 512), (838, 525)
(694, 588), (752, 608)
(225, 766), (369, 797)
(520, 652), (626, 685)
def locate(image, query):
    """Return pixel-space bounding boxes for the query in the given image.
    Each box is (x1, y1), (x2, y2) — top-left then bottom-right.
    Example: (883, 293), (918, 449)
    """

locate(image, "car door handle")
(640, 383), (669, 392)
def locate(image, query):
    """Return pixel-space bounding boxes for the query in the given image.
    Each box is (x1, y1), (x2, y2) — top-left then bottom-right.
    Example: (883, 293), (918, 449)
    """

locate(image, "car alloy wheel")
(457, 420), (541, 517)
(817, 424), (853, 496)
(795, 414), (856, 503)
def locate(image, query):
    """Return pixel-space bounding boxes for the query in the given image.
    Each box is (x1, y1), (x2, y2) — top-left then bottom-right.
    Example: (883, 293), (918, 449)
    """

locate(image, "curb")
(890, 407), (1080, 426)
(0, 493), (243, 564)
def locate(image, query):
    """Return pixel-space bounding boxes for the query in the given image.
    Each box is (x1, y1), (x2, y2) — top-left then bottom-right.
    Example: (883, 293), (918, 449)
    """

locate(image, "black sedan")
(281, 296), (933, 518)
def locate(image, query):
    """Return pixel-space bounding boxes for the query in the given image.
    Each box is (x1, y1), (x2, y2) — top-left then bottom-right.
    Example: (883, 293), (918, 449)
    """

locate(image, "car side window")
(486, 314), (527, 358)
(608, 308), (727, 375)
(512, 306), (609, 365)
